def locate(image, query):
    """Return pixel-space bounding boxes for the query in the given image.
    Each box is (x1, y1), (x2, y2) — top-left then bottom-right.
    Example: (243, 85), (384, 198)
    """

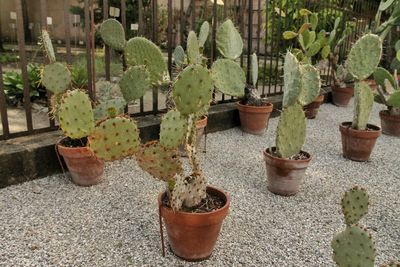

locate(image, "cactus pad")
(119, 66), (151, 102)
(332, 225), (376, 267)
(41, 30), (56, 63)
(174, 45), (186, 68)
(100, 19), (126, 51)
(198, 21), (210, 48)
(276, 103), (306, 158)
(373, 67), (398, 92)
(173, 65), (213, 116)
(135, 141), (182, 181)
(171, 173), (207, 211)
(211, 59), (245, 97)
(298, 64), (321, 106)
(125, 37), (168, 84)
(59, 90), (94, 139)
(387, 91), (400, 108)
(89, 116), (140, 161)
(42, 62), (71, 94)
(283, 52), (302, 107)
(160, 110), (187, 149)
(346, 34), (382, 81)
(352, 82), (374, 130)
(96, 80), (114, 102)
(251, 53), (258, 87)
(341, 186), (369, 226)
(216, 19), (244, 60)
(93, 98), (126, 121)
(187, 31), (202, 65)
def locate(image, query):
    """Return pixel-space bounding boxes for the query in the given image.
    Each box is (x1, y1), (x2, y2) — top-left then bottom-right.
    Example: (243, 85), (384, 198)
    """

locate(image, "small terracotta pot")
(379, 110), (400, 137)
(263, 147), (312, 196)
(331, 85), (354, 107)
(339, 122), (381, 162)
(236, 102), (274, 135)
(303, 94), (324, 119)
(57, 139), (104, 186)
(159, 186), (230, 261)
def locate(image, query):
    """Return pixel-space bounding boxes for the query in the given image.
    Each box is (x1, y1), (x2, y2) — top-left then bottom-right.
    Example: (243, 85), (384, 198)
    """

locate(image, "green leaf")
(395, 40), (400, 51)
(298, 23), (312, 34)
(397, 50), (400, 61)
(310, 13), (318, 30)
(321, 45), (330, 59)
(301, 30), (310, 49)
(300, 9), (312, 16)
(283, 31), (298, 40)
(306, 31), (316, 49)
(387, 91), (400, 107)
(306, 41), (322, 57)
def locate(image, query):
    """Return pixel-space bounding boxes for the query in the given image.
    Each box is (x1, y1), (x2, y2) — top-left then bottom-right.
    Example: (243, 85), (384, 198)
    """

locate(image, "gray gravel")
(1, 100), (399, 267)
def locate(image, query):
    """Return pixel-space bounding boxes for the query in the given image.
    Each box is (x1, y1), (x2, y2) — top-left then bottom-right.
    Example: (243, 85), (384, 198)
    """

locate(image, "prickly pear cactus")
(346, 34), (382, 81)
(124, 37), (168, 84)
(352, 82), (374, 130)
(173, 64), (213, 116)
(374, 67), (398, 92)
(119, 66), (151, 102)
(135, 141), (182, 181)
(216, 19), (244, 60)
(171, 173), (207, 211)
(89, 116), (140, 161)
(298, 64), (321, 106)
(41, 62), (71, 94)
(332, 225), (376, 267)
(251, 53), (258, 87)
(187, 31), (202, 65)
(211, 59), (246, 97)
(41, 30), (56, 63)
(160, 110), (187, 149)
(282, 52), (302, 108)
(100, 19), (126, 51)
(59, 90), (94, 139)
(341, 186), (369, 226)
(96, 80), (114, 102)
(276, 103), (306, 158)
(173, 45), (186, 69)
(198, 21), (210, 48)
(93, 98), (126, 121)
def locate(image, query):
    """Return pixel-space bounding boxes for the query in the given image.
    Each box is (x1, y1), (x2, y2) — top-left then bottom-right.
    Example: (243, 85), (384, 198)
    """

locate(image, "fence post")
(167, 0), (173, 76)
(247, 0), (253, 83)
(103, 0), (111, 81)
(64, 0), (72, 65)
(0, 65), (10, 139)
(84, 0), (94, 100)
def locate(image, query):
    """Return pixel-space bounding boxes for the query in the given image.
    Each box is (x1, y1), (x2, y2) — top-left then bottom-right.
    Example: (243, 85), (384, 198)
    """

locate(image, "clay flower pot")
(236, 102), (274, 135)
(339, 122), (381, 162)
(303, 94), (324, 119)
(159, 186), (230, 261)
(379, 110), (400, 137)
(57, 139), (104, 186)
(331, 85), (354, 107)
(263, 147), (312, 196)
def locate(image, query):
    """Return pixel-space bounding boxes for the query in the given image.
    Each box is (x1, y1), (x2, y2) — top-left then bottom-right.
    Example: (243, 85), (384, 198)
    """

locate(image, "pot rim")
(158, 185), (230, 217)
(339, 121), (381, 133)
(56, 137), (90, 152)
(236, 101), (274, 113)
(263, 147), (312, 163)
(379, 109), (400, 118)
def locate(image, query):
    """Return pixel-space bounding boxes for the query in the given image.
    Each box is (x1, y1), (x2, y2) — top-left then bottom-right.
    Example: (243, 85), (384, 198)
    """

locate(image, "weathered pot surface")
(331, 85), (354, 107)
(304, 94), (324, 119)
(159, 186), (230, 261)
(379, 110), (400, 137)
(237, 102), (274, 135)
(263, 147), (312, 196)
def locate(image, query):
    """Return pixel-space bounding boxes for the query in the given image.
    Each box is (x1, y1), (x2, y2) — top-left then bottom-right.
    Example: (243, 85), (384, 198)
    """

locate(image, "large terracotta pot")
(236, 102), (274, 135)
(159, 186), (230, 261)
(303, 94), (324, 119)
(339, 122), (381, 162)
(331, 85), (354, 107)
(379, 110), (400, 137)
(57, 139), (104, 186)
(263, 147), (312, 196)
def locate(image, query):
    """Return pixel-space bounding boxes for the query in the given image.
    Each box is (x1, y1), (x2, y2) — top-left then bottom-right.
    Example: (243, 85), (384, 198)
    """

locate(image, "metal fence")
(0, 0), (380, 140)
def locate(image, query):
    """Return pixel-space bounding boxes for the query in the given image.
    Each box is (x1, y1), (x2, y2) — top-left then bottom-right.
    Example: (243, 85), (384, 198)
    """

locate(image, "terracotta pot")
(263, 147), (312, 196)
(236, 102), (274, 135)
(159, 186), (230, 261)
(303, 94), (324, 119)
(57, 139), (104, 186)
(379, 110), (400, 137)
(339, 122), (381, 162)
(331, 85), (354, 107)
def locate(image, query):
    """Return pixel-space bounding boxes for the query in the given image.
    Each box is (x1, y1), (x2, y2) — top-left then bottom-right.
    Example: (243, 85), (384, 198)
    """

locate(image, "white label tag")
(10, 12), (17, 20)
(109, 7), (120, 17)
(131, 23), (139, 30)
(47, 17), (53, 25)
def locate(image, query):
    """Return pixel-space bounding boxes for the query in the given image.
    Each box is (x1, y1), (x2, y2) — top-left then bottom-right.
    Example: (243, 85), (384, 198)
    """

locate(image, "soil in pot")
(331, 85), (354, 107)
(303, 94), (324, 119)
(159, 186), (230, 261)
(236, 102), (274, 135)
(379, 110), (400, 137)
(339, 122), (381, 162)
(57, 137), (104, 186)
(263, 147), (312, 196)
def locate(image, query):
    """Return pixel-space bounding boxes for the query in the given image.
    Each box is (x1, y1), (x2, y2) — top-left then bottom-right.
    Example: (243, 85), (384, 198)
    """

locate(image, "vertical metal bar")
(64, 0), (72, 65)
(256, 0), (261, 55)
(152, 0), (159, 113)
(273, 0), (282, 94)
(84, 0), (94, 100)
(247, 0), (253, 84)
(191, 0), (196, 29)
(90, 0), (96, 100)
(103, 0), (111, 81)
(15, 0), (33, 132)
(121, 0), (127, 31)
(268, 0), (275, 95)
(180, 0), (185, 44)
(167, 0), (173, 76)
(0, 65), (10, 139)
(139, 0), (144, 36)
(262, 0), (269, 96)
(40, 0), (47, 30)
(211, 0), (218, 102)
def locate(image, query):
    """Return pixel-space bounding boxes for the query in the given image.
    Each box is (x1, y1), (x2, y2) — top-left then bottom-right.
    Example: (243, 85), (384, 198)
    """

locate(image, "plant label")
(10, 12), (17, 20)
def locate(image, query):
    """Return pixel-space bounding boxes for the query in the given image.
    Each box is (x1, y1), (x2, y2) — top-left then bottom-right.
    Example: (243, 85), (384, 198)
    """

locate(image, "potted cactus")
(264, 51), (320, 196)
(373, 67), (400, 136)
(339, 34), (383, 161)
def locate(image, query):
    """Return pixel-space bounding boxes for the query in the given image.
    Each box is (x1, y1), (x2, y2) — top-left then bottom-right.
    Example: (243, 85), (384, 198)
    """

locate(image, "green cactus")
(216, 19), (244, 60)
(88, 116), (140, 161)
(346, 34), (382, 81)
(282, 52), (302, 108)
(125, 37), (168, 84)
(298, 64), (321, 106)
(198, 21), (210, 48)
(58, 90), (94, 139)
(96, 80), (114, 102)
(160, 110), (187, 149)
(341, 186), (369, 226)
(172, 64), (213, 116)
(187, 31), (202, 65)
(119, 66), (151, 102)
(251, 53), (258, 87)
(41, 62), (71, 94)
(352, 82), (374, 130)
(211, 59), (246, 97)
(276, 103), (306, 158)
(93, 98), (126, 121)
(373, 67), (400, 115)
(40, 30), (56, 63)
(100, 19), (126, 51)
(173, 45), (186, 69)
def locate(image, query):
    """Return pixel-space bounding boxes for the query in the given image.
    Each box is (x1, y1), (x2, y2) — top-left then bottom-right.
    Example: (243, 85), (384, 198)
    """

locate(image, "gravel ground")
(1, 100), (399, 267)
